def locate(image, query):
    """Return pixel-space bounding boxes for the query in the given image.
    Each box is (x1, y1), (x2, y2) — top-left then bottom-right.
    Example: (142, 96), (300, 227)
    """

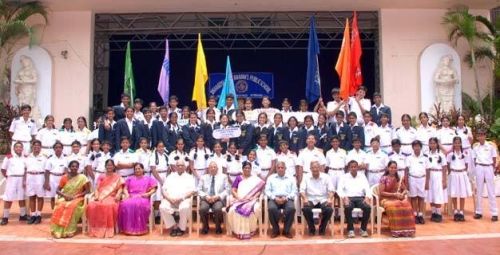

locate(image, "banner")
(212, 127), (242, 139)
(209, 72), (274, 99)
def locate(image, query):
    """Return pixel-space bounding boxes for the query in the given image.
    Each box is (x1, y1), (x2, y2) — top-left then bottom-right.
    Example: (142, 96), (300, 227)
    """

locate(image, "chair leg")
(370, 207), (374, 235)
(340, 209), (344, 236)
(377, 211), (382, 236)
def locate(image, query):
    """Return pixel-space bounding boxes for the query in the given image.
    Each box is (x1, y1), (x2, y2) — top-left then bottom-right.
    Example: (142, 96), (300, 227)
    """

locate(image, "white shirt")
(389, 151), (408, 170)
(325, 148), (347, 169)
(57, 129), (78, 146)
(297, 147), (326, 174)
(366, 149), (389, 171)
(472, 142), (497, 165)
(299, 172), (334, 204)
(226, 153), (242, 176)
(113, 149), (138, 177)
(256, 146), (276, 169)
(376, 124), (394, 147)
(189, 147), (212, 170)
(75, 128), (91, 148)
(26, 153), (47, 173)
(92, 152), (112, 173)
(437, 127), (455, 146)
(427, 150), (447, 170)
(162, 172), (196, 199)
(66, 152), (86, 173)
(454, 126), (473, 149)
(45, 154), (68, 174)
(125, 118), (134, 134)
(416, 125), (436, 146)
(35, 128), (58, 148)
(197, 173), (228, 199)
(447, 151), (470, 170)
(393, 127), (417, 154)
(1, 154), (26, 176)
(168, 150), (189, 166)
(134, 111), (145, 122)
(348, 97), (371, 123)
(136, 149), (152, 172)
(363, 121), (379, 147)
(326, 100), (346, 123)
(149, 151), (169, 172)
(337, 172), (372, 198)
(276, 151), (298, 178)
(200, 107), (221, 123)
(9, 117), (37, 142)
(405, 153), (428, 177)
(346, 149), (367, 167)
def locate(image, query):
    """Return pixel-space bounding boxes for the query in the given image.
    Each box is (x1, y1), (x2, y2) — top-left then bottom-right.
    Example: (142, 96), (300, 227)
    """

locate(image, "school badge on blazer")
(292, 137), (298, 144)
(241, 129), (246, 137)
(340, 133), (346, 140)
(277, 133), (283, 141)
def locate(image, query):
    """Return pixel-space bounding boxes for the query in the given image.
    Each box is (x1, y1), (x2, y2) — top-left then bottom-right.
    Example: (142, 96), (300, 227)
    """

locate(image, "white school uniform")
(436, 127), (455, 153)
(113, 149), (138, 178)
(405, 153), (428, 198)
(276, 150), (298, 178)
(366, 149), (389, 186)
(325, 148), (347, 190)
(348, 97), (371, 125)
(426, 150), (447, 204)
(91, 151), (112, 186)
(36, 127), (58, 157)
(150, 151), (169, 201)
(44, 154), (68, 198)
(377, 124), (394, 154)
(416, 125), (436, 153)
(393, 126), (417, 156)
(208, 153), (228, 176)
(135, 149), (152, 175)
(57, 129), (78, 155)
(297, 147), (326, 175)
(447, 151), (472, 198)
(389, 151), (408, 178)
(225, 153), (242, 182)
(363, 121), (379, 151)
(9, 117), (37, 155)
(1, 154), (26, 201)
(75, 128), (92, 154)
(189, 147), (212, 179)
(346, 149), (367, 176)
(66, 152), (86, 174)
(472, 142), (498, 216)
(454, 126), (474, 177)
(256, 146), (277, 179)
(246, 160), (262, 179)
(25, 153), (47, 197)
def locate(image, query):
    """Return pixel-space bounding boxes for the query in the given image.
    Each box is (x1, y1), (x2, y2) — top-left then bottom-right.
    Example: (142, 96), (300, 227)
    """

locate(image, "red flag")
(335, 18), (351, 100)
(350, 11), (362, 96)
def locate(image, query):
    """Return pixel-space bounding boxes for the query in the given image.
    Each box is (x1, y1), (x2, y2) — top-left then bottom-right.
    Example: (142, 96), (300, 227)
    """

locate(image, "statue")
(14, 55), (40, 119)
(433, 55), (458, 112)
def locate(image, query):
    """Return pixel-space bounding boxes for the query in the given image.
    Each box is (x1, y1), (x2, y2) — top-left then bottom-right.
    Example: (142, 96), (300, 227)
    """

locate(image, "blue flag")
(305, 16), (321, 103)
(217, 56), (238, 109)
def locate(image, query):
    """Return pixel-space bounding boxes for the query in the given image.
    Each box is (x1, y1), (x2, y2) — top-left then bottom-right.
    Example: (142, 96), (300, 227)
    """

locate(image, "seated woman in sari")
(227, 161), (265, 239)
(86, 159), (124, 238)
(379, 160), (416, 237)
(50, 160), (91, 239)
(118, 163), (157, 235)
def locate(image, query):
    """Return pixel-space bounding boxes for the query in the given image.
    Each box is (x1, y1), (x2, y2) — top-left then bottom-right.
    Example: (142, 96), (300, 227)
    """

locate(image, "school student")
(84, 138), (101, 184)
(346, 137), (368, 176)
(369, 92), (392, 125)
(394, 114), (417, 156)
(182, 112), (203, 151)
(425, 137), (448, 223)
(232, 110), (254, 157)
(365, 137), (389, 186)
(436, 116), (455, 155)
(405, 140), (428, 224)
(9, 105), (37, 155)
(58, 118), (78, 156)
(98, 107), (117, 151)
(165, 112), (183, 152)
(44, 142), (68, 209)
(269, 113), (287, 151)
(376, 113), (393, 154)
(255, 135), (277, 180)
(447, 136), (472, 221)
(472, 129), (498, 222)
(89, 141), (113, 188)
(151, 106), (169, 150)
(150, 140), (169, 224)
(299, 115), (320, 150)
(168, 138), (190, 174)
(389, 139), (409, 178)
(325, 136), (347, 190)
(253, 112), (272, 147)
(347, 112), (365, 150)
(66, 141), (86, 174)
(329, 111), (352, 151)
(113, 137), (139, 178)
(348, 86), (371, 125)
(362, 112), (379, 152)
(112, 93), (130, 120)
(36, 115), (58, 157)
(167, 95), (182, 116)
(135, 137), (152, 175)
(114, 107), (144, 151)
(283, 116), (301, 154)
(276, 140), (299, 179)
(75, 116), (92, 154)
(0, 142), (28, 225)
(225, 142), (243, 183)
(25, 140), (46, 224)
(316, 114), (331, 152)
(189, 135), (212, 180)
(209, 142), (228, 177)
(220, 94), (237, 121)
(416, 112), (435, 153)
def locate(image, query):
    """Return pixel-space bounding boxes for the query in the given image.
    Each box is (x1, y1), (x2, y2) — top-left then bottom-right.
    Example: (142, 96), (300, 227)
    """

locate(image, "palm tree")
(0, 0), (48, 100)
(443, 6), (494, 117)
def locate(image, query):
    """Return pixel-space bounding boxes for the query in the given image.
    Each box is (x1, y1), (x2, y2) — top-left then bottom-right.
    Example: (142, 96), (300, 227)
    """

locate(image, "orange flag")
(335, 18), (351, 100)
(350, 12), (363, 96)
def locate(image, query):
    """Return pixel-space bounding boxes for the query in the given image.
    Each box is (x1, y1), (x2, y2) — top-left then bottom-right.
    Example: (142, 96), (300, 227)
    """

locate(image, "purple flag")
(157, 39), (170, 105)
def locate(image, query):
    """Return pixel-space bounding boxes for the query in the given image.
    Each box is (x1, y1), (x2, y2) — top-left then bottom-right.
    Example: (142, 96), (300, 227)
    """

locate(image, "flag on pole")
(335, 18), (351, 100)
(305, 16), (321, 103)
(157, 39), (170, 105)
(192, 33), (208, 110)
(124, 41), (136, 106)
(217, 55), (238, 109)
(350, 12), (363, 95)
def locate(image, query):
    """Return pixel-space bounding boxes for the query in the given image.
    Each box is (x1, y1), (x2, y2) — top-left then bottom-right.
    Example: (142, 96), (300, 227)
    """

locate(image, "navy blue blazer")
(112, 105), (126, 121)
(329, 122), (353, 151)
(232, 123), (254, 155)
(349, 124), (365, 149)
(283, 128), (302, 154)
(370, 105), (392, 125)
(182, 124), (203, 151)
(151, 120), (168, 148)
(268, 126), (287, 151)
(98, 122), (115, 149)
(114, 119), (145, 151)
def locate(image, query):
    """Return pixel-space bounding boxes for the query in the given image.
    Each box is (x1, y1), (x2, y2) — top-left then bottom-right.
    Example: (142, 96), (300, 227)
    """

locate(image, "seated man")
(337, 160), (372, 238)
(160, 159), (196, 237)
(300, 161), (334, 236)
(197, 161), (228, 234)
(265, 161), (297, 238)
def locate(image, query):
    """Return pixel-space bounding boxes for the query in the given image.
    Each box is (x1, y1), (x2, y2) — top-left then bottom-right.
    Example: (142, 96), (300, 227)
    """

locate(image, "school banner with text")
(208, 72), (274, 99)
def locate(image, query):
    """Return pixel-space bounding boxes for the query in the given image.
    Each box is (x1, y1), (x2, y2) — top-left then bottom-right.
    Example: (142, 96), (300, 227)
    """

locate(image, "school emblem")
(340, 134), (346, 140)
(293, 137), (298, 144)
(236, 80), (248, 93)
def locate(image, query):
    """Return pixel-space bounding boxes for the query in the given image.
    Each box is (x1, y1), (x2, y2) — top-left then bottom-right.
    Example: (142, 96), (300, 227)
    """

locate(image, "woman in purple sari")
(118, 163), (157, 235)
(227, 161), (265, 239)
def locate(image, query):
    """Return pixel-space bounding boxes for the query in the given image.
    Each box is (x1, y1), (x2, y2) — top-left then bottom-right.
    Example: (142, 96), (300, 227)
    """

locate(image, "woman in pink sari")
(86, 159), (124, 238)
(227, 161), (265, 239)
(118, 163), (157, 235)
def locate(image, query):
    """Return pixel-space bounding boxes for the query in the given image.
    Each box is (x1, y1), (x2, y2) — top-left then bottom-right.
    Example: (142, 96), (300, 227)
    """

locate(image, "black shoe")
(155, 215), (161, 225)
(27, 216), (36, 225)
(435, 214), (442, 223)
(415, 216), (419, 224)
(492, 216), (498, 222)
(453, 213), (458, 222)
(215, 228), (223, 234)
(308, 229), (316, 236)
(19, 215), (28, 221)
(318, 229), (326, 236)
(284, 232), (293, 239)
(473, 214), (482, 219)
(271, 232), (279, 238)
(0, 218), (8, 225)
(34, 216), (42, 224)
(419, 216), (425, 224)
(170, 228), (178, 237)
(459, 214), (465, 222)
(201, 228), (208, 235)
(176, 230), (185, 236)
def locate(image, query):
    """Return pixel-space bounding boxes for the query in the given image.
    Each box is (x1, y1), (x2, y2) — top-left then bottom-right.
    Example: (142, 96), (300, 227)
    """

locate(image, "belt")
(94, 170), (105, 174)
(409, 174), (425, 178)
(401, 143), (411, 146)
(451, 168), (467, 173)
(476, 163), (493, 167)
(368, 169), (385, 173)
(62, 144), (72, 147)
(8, 175), (24, 177)
(429, 168), (443, 172)
(194, 168), (206, 171)
(121, 173), (134, 177)
(41, 146), (53, 149)
(13, 139), (30, 143)
(27, 172), (45, 175)
(381, 145), (391, 148)
(228, 172), (242, 177)
(50, 172), (65, 176)
(397, 168), (405, 171)
(261, 168), (271, 171)
(442, 143), (452, 146)
(157, 170), (168, 173)
(327, 167), (344, 171)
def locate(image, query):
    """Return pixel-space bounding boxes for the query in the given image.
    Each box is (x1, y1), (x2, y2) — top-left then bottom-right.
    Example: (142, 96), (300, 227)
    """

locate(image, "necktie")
(209, 176), (215, 196)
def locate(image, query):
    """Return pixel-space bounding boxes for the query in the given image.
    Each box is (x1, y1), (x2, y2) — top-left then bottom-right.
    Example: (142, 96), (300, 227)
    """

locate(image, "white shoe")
(347, 230), (355, 238)
(361, 230), (369, 238)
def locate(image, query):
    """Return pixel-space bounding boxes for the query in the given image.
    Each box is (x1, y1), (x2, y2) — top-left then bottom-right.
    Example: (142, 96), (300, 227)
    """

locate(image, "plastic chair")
(300, 196), (335, 236)
(371, 184), (385, 235)
(339, 195), (374, 236)
(263, 195), (299, 237)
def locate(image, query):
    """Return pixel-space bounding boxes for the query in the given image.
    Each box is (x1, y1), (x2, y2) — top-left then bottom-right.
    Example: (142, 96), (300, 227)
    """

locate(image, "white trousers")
(475, 165), (498, 216)
(159, 199), (191, 231)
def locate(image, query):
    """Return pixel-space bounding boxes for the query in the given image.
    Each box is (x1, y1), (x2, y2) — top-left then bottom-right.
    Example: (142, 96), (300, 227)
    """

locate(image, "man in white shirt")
(348, 86), (371, 125)
(198, 162), (228, 234)
(265, 161), (297, 238)
(9, 104), (37, 155)
(160, 159), (196, 236)
(326, 88), (349, 124)
(337, 160), (372, 238)
(300, 161), (334, 236)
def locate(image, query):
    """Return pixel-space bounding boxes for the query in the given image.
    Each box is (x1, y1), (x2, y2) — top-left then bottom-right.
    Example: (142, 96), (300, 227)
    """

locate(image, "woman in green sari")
(50, 160), (91, 238)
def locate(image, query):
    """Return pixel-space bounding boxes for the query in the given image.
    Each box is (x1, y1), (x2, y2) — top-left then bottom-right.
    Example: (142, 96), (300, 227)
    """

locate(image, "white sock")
(417, 212), (423, 216)
(414, 211), (417, 216)
(454, 209), (458, 214)
(431, 207), (436, 213)
(30, 211), (36, 217)
(154, 210), (159, 217)
(19, 207), (26, 216)
(459, 210), (464, 215)
(36, 210), (41, 216)
(3, 209), (9, 218)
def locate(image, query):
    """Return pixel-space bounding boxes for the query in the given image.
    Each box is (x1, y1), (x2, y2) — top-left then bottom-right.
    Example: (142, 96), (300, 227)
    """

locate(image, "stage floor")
(0, 197), (498, 255)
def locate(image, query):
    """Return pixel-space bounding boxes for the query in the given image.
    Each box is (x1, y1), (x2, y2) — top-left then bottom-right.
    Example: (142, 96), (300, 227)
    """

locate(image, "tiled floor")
(0, 197), (498, 254)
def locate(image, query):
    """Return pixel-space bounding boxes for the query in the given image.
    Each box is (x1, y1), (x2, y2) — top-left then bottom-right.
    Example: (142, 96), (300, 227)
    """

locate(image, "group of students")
(1, 86), (498, 239)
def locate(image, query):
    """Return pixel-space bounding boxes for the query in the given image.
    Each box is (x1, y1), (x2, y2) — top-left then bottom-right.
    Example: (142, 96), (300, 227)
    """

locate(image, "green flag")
(124, 41), (136, 106)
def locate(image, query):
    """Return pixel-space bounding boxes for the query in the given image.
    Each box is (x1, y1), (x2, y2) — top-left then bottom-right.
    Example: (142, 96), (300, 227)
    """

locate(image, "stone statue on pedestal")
(14, 55), (40, 119)
(433, 55), (458, 112)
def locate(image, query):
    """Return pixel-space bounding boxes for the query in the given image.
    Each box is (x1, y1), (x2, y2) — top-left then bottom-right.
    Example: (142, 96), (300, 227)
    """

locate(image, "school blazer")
(317, 125), (331, 152)
(232, 123), (254, 155)
(283, 128), (302, 154)
(151, 120), (168, 148)
(349, 125), (365, 149)
(370, 105), (392, 125)
(98, 122), (115, 147)
(253, 125), (273, 147)
(268, 126), (287, 151)
(114, 119), (144, 151)
(329, 122), (353, 151)
(165, 124), (183, 152)
(298, 126), (320, 150)
(182, 124), (203, 151)
(200, 123), (215, 150)
(112, 105), (126, 121)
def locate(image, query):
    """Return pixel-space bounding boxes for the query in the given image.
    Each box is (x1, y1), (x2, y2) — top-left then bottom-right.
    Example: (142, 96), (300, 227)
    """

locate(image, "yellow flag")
(192, 33), (208, 109)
